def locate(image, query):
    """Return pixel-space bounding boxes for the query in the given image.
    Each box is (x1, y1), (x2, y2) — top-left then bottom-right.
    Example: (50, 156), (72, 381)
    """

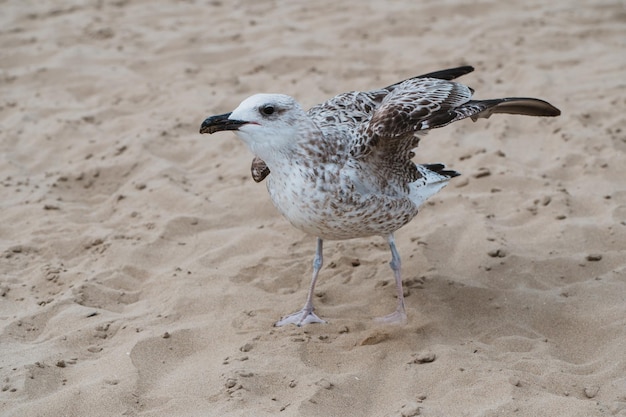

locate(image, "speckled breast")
(265, 170), (419, 240)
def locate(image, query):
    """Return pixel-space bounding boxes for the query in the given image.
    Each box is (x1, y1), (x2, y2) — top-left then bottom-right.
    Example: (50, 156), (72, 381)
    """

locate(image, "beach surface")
(1, 1), (625, 416)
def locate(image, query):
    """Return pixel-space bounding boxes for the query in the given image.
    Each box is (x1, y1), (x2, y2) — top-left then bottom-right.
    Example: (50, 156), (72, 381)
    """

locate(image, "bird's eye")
(261, 105), (275, 116)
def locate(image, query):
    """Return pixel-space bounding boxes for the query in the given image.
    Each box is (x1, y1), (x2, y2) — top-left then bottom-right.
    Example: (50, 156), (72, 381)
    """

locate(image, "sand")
(1, 1), (625, 416)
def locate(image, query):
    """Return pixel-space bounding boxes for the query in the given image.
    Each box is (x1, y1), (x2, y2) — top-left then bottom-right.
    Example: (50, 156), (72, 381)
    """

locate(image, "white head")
(200, 93), (315, 160)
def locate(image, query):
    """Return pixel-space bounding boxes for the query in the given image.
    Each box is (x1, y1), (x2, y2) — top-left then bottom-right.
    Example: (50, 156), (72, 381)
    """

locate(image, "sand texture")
(1, 1), (625, 416)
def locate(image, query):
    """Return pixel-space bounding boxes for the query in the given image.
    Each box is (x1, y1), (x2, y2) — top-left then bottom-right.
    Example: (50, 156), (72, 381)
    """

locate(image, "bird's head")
(200, 94), (311, 158)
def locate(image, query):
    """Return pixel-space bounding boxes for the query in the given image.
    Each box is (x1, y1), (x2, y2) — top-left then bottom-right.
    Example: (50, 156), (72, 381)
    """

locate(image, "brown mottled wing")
(365, 79), (473, 139)
(367, 76), (560, 140)
(350, 78), (473, 183)
(304, 68), (477, 184)
(251, 156), (270, 183)
(353, 77), (560, 183)
(307, 66), (476, 149)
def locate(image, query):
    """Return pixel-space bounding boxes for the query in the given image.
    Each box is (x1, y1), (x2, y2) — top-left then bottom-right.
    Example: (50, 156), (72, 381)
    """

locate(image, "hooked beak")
(199, 112), (248, 134)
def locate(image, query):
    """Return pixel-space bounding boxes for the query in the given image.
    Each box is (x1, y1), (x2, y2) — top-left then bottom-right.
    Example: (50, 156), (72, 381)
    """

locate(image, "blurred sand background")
(1, 1), (625, 416)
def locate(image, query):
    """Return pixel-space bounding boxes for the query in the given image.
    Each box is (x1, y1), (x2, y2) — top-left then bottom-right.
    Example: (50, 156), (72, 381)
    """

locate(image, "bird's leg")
(275, 237), (327, 326)
(375, 234), (408, 325)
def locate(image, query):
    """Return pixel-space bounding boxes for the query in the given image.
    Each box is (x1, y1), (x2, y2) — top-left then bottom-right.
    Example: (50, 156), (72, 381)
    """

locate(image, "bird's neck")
(247, 124), (327, 172)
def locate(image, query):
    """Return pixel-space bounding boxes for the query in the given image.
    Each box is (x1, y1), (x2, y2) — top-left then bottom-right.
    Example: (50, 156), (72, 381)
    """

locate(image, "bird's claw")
(275, 309), (327, 327)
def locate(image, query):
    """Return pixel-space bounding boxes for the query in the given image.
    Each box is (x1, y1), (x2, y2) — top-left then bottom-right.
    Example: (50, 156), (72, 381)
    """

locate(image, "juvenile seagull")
(200, 66), (560, 326)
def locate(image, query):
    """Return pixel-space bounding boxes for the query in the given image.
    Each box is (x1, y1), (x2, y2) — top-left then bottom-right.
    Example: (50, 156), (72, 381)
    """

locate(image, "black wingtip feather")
(423, 163), (461, 178)
(416, 66), (475, 81)
(385, 66), (475, 90)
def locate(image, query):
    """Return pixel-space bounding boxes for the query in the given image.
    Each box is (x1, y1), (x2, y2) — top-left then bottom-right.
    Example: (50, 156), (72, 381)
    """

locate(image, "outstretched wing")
(360, 78), (473, 143)
(307, 66), (475, 137)
(349, 78), (473, 182)
(352, 78), (560, 183)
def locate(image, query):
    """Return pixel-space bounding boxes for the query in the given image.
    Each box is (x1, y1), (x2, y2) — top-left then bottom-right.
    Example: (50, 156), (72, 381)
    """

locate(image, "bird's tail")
(422, 163), (461, 180)
(409, 163), (460, 207)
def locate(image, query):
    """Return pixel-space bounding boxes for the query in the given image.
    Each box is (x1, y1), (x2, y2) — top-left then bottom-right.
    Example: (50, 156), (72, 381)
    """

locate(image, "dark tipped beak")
(199, 112), (248, 134)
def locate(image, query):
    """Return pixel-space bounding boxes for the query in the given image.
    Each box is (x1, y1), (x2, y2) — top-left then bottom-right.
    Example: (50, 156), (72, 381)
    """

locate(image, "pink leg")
(375, 234), (408, 324)
(275, 238), (327, 326)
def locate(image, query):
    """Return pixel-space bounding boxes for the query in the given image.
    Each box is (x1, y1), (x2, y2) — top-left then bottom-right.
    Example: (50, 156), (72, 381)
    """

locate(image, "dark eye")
(261, 105), (275, 116)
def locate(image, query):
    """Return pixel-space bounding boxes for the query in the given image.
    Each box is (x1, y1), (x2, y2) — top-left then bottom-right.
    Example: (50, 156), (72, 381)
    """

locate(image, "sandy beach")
(1, 1), (625, 416)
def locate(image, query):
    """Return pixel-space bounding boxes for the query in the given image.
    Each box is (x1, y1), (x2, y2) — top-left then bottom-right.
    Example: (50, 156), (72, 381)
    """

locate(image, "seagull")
(199, 66), (560, 326)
